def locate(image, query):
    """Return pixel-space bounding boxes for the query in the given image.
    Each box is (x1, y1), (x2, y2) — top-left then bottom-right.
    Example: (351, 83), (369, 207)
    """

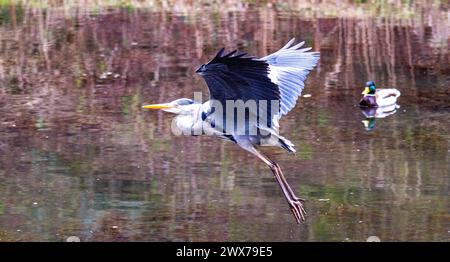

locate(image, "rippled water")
(0, 4), (449, 241)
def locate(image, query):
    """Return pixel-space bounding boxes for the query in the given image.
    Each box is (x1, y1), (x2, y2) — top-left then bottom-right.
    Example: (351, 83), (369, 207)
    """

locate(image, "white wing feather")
(262, 38), (320, 120)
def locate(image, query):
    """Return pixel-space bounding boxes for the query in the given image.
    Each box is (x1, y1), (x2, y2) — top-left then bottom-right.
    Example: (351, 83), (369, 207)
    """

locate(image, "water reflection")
(0, 2), (449, 241)
(360, 104), (400, 131)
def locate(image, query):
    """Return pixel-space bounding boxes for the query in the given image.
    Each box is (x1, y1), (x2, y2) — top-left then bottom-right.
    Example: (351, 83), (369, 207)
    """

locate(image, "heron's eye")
(174, 98), (194, 106)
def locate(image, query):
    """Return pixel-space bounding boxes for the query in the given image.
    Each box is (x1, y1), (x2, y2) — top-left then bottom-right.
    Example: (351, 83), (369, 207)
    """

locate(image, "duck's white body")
(375, 89), (401, 107)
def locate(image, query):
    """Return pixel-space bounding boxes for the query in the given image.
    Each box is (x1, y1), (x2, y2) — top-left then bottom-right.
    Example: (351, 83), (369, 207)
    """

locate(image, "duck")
(359, 81), (400, 107)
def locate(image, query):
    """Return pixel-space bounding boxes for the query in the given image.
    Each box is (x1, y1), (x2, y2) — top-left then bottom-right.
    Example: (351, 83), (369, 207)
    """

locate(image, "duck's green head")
(362, 81), (376, 95)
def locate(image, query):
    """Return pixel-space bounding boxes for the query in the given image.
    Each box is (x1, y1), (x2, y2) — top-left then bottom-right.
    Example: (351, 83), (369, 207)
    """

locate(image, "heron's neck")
(178, 103), (202, 115)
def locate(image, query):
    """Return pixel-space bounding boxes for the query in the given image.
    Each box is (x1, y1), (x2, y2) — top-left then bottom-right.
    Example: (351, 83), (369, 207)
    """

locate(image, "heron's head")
(142, 98), (194, 114)
(362, 81), (376, 95)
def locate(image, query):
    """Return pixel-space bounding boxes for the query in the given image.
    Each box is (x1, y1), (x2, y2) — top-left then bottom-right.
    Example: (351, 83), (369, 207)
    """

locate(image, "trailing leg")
(238, 141), (306, 223)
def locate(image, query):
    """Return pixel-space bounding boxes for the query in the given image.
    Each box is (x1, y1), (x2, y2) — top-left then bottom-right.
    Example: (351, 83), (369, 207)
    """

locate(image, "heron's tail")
(278, 136), (296, 153)
(257, 124), (296, 153)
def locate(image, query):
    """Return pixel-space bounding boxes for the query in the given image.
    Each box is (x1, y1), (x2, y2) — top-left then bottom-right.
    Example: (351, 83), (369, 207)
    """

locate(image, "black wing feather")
(200, 49), (280, 103)
(198, 49), (280, 129)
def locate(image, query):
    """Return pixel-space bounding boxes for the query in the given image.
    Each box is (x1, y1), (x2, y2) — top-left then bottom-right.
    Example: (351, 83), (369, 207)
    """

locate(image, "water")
(0, 3), (449, 241)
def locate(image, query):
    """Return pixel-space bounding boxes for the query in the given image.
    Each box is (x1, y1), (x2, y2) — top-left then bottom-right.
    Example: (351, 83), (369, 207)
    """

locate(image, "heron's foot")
(289, 198), (306, 224)
(293, 196), (305, 202)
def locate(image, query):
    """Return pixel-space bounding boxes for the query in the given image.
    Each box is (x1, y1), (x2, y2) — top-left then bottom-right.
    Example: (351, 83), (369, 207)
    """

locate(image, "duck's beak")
(142, 103), (172, 110)
(362, 87), (370, 95)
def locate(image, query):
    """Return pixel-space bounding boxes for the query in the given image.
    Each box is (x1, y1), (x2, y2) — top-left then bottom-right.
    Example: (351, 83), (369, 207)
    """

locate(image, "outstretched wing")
(197, 49), (280, 104)
(196, 39), (319, 131)
(197, 48), (280, 129)
(263, 38), (320, 119)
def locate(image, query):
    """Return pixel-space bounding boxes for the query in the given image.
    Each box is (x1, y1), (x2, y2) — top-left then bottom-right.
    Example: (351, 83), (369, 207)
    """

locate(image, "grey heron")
(143, 39), (320, 223)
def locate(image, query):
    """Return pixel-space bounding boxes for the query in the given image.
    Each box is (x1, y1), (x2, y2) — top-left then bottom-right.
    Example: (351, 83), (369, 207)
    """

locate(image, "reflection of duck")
(360, 104), (400, 131)
(361, 118), (376, 131)
(359, 81), (400, 107)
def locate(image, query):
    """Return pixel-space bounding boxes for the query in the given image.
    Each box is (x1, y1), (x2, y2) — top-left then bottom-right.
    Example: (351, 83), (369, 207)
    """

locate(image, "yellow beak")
(362, 87), (370, 95)
(142, 103), (172, 110)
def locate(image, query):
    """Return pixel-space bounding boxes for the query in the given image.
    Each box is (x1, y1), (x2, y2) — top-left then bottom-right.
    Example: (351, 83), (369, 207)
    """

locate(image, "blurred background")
(0, 0), (449, 241)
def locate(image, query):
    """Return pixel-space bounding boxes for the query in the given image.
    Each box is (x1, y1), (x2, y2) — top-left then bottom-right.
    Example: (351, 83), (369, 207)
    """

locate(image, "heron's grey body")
(172, 100), (296, 152)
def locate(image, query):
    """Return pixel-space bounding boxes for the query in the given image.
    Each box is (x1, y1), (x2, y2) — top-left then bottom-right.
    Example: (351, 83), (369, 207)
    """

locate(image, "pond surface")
(0, 4), (449, 241)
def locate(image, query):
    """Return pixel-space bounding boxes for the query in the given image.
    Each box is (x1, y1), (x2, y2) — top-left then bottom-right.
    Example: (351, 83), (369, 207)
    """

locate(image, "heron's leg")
(240, 144), (306, 223)
(270, 162), (306, 223)
(272, 162), (305, 202)
(270, 160), (306, 223)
